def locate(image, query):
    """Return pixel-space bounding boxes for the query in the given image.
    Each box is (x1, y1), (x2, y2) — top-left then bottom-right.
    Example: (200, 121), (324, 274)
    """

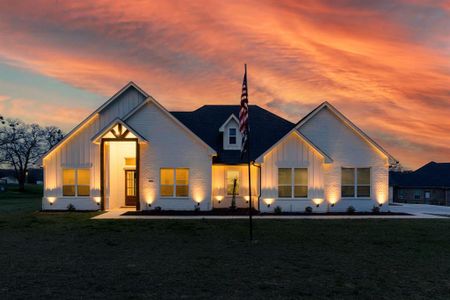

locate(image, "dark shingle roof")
(171, 105), (295, 164)
(390, 162), (450, 188)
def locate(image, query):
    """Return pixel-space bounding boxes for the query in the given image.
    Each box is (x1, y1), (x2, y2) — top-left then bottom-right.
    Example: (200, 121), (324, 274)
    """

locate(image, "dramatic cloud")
(0, 0), (449, 168)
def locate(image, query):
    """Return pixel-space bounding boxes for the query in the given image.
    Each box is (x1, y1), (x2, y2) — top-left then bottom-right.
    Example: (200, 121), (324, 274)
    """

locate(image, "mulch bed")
(122, 209), (411, 216)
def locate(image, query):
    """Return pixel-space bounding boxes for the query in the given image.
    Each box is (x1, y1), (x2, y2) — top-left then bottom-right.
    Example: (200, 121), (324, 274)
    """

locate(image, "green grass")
(1, 186), (450, 299)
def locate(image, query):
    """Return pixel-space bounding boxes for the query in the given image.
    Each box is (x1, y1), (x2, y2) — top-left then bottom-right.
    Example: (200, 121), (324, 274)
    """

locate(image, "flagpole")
(245, 64), (253, 241)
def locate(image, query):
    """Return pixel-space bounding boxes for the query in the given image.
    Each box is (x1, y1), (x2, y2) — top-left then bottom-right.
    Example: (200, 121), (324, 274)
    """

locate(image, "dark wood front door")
(125, 170), (137, 206)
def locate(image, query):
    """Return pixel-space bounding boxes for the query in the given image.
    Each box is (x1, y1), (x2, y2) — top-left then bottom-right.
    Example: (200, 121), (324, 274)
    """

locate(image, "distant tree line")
(0, 115), (64, 192)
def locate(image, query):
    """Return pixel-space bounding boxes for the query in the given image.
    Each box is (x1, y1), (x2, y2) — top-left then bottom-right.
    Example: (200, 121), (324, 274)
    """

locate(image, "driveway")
(389, 203), (450, 218)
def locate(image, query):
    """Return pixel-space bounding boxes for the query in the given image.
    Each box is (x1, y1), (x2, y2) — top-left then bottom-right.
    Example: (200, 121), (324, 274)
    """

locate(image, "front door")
(125, 170), (137, 206)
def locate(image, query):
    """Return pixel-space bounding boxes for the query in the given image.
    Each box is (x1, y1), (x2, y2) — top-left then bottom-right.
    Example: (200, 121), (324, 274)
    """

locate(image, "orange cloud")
(0, 0), (449, 169)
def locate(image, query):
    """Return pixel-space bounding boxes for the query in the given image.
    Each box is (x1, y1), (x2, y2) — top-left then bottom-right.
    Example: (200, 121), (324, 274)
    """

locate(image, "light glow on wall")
(263, 198), (274, 207)
(215, 195), (223, 203)
(376, 191), (387, 206)
(312, 198), (324, 207)
(244, 195), (250, 202)
(93, 196), (101, 205)
(47, 197), (56, 205)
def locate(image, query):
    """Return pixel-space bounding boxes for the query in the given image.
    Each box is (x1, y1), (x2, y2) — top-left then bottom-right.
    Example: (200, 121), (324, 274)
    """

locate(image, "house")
(390, 162), (450, 206)
(42, 82), (397, 212)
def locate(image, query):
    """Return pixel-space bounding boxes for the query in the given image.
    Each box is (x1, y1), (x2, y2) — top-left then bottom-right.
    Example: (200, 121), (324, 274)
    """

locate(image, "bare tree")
(0, 116), (64, 192)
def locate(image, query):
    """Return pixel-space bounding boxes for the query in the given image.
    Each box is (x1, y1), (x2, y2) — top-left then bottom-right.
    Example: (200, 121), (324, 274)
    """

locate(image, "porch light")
(312, 198), (323, 208)
(264, 198), (274, 208)
(47, 197), (56, 206)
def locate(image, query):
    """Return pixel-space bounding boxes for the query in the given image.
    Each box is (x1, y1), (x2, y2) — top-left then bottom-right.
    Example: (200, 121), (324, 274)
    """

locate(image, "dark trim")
(100, 140), (105, 211)
(136, 141), (140, 211)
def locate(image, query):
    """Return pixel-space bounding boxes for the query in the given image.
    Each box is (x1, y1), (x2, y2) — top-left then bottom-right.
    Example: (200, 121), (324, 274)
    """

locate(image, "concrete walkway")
(92, 204), (450, 220)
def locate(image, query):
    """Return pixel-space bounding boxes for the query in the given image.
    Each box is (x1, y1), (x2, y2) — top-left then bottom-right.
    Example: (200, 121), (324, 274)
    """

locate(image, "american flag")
(239, 65), (249, 156)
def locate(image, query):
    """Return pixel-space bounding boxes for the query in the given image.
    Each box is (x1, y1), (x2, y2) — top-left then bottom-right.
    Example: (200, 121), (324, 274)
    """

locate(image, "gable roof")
(42, 82), (147, 160)
(171, 105), (295, 164)
(218, 114), (240, 132)
(390, 162), (450, 188)
(123, 97), (217, 155)
(296, 101), (398, 165)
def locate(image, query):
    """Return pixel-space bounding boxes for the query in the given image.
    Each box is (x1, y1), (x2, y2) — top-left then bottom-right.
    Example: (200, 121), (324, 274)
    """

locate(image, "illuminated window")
(63, 169), (90, 196)
(229, 128), (237, 145)
(341, 168), (371, 198)
(278, 168), (308, 198)
(124, 157), (136, 166)
(226, 170), (240, 196)
(77, 169), (90, 196)
(160, 168), (189, 197)
(63, 169), (76, 196)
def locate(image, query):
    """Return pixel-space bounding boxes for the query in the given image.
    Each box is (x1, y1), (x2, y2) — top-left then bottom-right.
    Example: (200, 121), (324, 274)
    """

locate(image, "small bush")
(372, 206), (380, 214)
(154, 206), (162, 211)
(194, 205), (200, 212)
(347, 206), (355, 214)
(305, 206), (313, 214)
(67, 203), (76, 211)
(274, 206), (282, 214)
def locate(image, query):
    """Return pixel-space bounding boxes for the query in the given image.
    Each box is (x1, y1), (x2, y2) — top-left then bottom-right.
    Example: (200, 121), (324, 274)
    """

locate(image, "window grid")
(341, 168), (371, 198)
(62, 168), (90, 197)
(278, 168), (308, 198)
(160, 168), (189, 198)
(229, 128), (237, 145)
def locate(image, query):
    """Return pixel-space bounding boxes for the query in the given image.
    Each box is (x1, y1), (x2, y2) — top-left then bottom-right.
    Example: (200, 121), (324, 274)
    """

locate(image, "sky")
(0, 0), (449, 169)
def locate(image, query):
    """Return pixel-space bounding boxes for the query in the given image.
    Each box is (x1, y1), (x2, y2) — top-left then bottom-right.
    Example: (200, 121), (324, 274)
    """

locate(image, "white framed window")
(226, 170), (240, 196)
(278, 168), (308, 198)
(424, 191), (431, 199)
(160, 168), (189, 197)
(62, 168), (90, 197)
(341, 168), (370, 198)
(229, 128), (237, 145)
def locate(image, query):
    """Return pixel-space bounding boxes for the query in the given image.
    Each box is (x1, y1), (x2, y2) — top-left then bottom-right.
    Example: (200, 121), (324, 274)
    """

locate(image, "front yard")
(1, 186), (450, 299)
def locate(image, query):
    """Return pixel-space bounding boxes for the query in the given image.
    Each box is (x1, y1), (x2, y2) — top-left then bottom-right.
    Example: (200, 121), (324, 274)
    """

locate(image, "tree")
(0, 116), (64, 192)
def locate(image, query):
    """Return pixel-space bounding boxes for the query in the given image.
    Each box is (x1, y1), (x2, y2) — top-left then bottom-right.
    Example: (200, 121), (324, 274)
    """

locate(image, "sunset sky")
(0, 0), (449, 169)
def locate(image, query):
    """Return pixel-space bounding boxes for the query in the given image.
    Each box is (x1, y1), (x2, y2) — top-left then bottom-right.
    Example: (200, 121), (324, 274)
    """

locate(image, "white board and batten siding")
(298, 106), (389, 212)
(126, 101), (213, 211)
(260, 132), (325, 212)
(42, 87), (147, 210)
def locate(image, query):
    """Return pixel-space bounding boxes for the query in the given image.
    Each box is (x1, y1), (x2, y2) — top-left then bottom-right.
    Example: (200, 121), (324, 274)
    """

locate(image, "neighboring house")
(0, 169), (43, 184)
(42, 82), (397, 212)
(390, 162), (450, 206)
(0, 176), (18, 185)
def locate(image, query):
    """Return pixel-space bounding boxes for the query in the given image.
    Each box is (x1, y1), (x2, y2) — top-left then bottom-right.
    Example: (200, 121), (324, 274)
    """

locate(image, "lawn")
(1, 186), (450, 299)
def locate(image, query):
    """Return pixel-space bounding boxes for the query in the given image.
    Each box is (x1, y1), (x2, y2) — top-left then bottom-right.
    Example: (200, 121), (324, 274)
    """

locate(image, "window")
(124, 157), (136, 166)
(77, 169), (90, 196)
(341, 168), (371, 198)
(226, 170), (240, 196)
(278, 168), (308, 198)
(63, 169), (90, 196)
(229, 128), (237, 145)
(63, 169), (76, 196)
(424, 191), (431, 199)
(160, 168), (189, 197)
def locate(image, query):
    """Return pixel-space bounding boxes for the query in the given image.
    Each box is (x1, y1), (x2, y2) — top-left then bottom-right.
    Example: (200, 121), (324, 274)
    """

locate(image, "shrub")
(372, 206), (380, 214)
(154, 206), (162, 211)
(305, 206), (313, 214)
(274, 206), (282, 214)
(67, 203), (76, 211)
(194, 205), (200, 212)
(347, 206), (355, 214)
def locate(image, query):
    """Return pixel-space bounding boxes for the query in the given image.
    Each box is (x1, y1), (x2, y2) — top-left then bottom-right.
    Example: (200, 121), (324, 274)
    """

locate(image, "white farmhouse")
(42, 82), (397, 212)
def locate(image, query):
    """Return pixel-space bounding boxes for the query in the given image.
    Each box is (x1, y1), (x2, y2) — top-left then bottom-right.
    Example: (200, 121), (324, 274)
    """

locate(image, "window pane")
(160, 168), (174, 185)
(357, 186), (370, 197)
(294, 186), (308, 198)
(176, 185), (189, 197)
(342, 168), (355, 185)
(294, 168), (308, 185)
(226, 170), (240, 196)
(160, 185), (174, 197)
(278, 186), (291, 198)
(176, 169), (189, 185)
(278, 168), (292, 185)
(78, 185), (90, 196)
(229, 128), (236, 136)
(357, 168), (370, 185)
(229, 136), (236, 144)
(63, 169), (76, 185)
(341, 186), (355, 197)
(125, 157), (136, 166)
(63, 185), (75, 196)
(77, 169), (90, 186)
